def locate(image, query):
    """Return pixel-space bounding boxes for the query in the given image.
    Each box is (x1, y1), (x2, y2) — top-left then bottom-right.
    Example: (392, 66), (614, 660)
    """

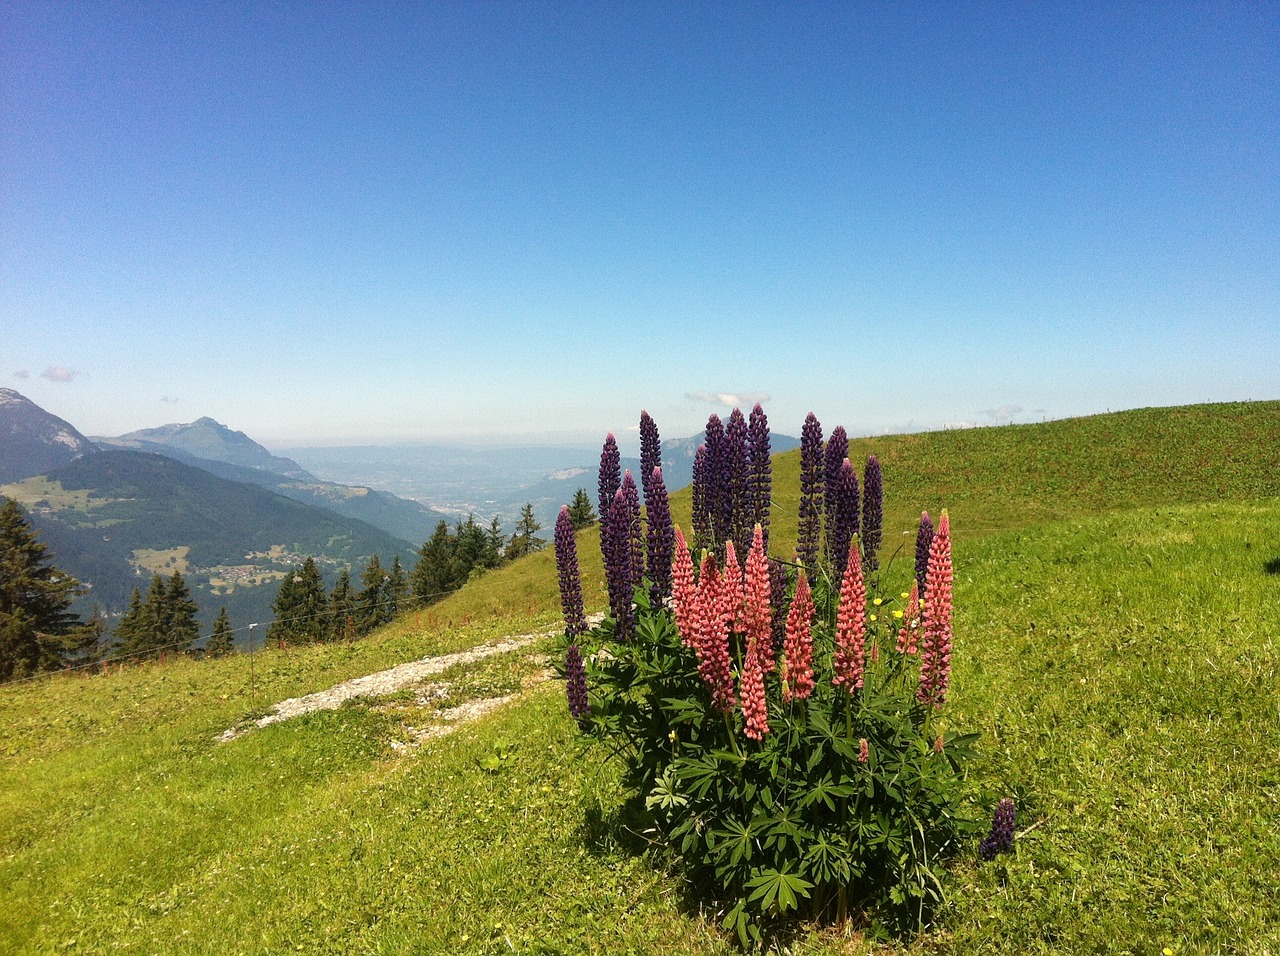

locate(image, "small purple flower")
(797, 413), (824, 570)
(646, 466), (674, 606)
(747, 403), (772, 550)
(915, 511), (934, 599)
(598, 433), (621, 526)
(554, 506), (587, 637)
(862, 455), (883, 573)
(979, 798), (1016, 860)
(639, 411), (662, 504)
(565, 643), (589, 724)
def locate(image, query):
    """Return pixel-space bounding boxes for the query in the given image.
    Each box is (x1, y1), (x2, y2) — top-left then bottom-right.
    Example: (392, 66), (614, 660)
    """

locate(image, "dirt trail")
(218, 618), (595, 742)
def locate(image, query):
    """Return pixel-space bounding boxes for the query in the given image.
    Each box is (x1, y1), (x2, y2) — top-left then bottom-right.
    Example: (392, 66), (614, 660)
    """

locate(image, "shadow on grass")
(575, 794), (832, 951)
(1264, 557), (1280, 575)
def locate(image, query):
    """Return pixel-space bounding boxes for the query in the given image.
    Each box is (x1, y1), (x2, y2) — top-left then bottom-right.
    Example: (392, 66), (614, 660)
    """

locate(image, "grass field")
(3, 401), (1279, 954)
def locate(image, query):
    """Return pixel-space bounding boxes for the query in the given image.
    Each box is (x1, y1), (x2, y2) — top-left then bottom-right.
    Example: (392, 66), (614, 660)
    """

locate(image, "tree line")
(0, 493), (597, 680)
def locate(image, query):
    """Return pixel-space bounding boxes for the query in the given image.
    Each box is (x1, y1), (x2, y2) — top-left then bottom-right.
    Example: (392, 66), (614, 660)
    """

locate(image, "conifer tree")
(567, 488), (597, 529)
(357, 555), (390, 633)
(164, 571), (200, 654)
(387, 556), (409, 617)
(0, 497), (97, 680)
(267, 569), (300, 645)
(506, 503), (545, 560)
(112, 587), (147, 659)
(328, 568), (355, 642)
(205, 607), (235, 657)
(292, 558), (329, 643)
(411, 522), (454, 605)
(484, 516), (505, 567)
(268, 559), (327, 644)
(113, 571), (199, 659)
(115, 574), (167, 658)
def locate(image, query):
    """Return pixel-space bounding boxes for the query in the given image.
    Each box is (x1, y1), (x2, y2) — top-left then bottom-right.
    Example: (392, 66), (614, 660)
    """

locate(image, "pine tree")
(267, 569), (300, 645)
(453, 516), (489, 582)
(267, 559), (327, 645)
(485, 516), (505, 568)
(328, 568), (356, 642)
(567, 488), (597, 530)
(505, 503), (545, 560)
(387, 556), (409, 617)
(357, 555), (390, 633)
(114, 574), (167, 658)
(163, 571), (200, 654)
(205, 607), (235, 657)
(0, 497), (97, 680)
(292, 558), (328, 643)
(111, 587), (147, 659)
(411, 521), (454, 605)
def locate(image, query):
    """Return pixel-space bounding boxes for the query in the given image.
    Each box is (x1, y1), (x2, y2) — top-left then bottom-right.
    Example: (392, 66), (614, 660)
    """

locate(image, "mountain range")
(0, 390), (427, 629)
(0, 389), (800, 631)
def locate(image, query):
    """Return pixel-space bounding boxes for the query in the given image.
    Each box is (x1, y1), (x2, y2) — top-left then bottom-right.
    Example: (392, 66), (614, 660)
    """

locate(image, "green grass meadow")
(3, 402), (1279, 954)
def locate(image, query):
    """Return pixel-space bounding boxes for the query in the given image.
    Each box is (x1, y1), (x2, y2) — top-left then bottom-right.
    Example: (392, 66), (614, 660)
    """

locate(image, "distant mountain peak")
(102, 417), (315, 480)
(0, 389), (98, 483)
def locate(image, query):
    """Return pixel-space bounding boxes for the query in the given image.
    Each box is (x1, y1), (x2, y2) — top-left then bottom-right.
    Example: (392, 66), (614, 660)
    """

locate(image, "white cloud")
(41, 366), (78, 382)
(982, 404), (1024, 423)
(160, 396), (179, 404)
(686, 390), (771, 408)
(14, 370), (29, 379)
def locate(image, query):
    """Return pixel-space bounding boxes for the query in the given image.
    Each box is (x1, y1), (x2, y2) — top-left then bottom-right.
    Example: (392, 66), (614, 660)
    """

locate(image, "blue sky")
(3, 2), (1276, 451)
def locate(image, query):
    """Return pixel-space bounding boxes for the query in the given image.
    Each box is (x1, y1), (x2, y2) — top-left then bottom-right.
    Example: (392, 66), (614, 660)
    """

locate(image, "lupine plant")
(557, 409), (979, 945)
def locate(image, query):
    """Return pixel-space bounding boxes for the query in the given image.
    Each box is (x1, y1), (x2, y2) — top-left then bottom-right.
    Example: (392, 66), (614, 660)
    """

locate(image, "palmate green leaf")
(645, 767), (689, 812)
(745, 865), (814, 915)
(721, 898), (763, 949)
(710, 817), (758, 867)
(659, 696), (705, 726)
(802, 831), (853, 885)
(797, 773), (852, 811)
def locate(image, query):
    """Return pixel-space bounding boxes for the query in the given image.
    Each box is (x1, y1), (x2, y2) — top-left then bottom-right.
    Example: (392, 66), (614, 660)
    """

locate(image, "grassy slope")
(3, 400), (1279, 954)
(418, 401), (1280, 629)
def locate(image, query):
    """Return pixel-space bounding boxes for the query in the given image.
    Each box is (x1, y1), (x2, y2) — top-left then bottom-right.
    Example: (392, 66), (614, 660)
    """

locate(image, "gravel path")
(218, 617), (596, 742)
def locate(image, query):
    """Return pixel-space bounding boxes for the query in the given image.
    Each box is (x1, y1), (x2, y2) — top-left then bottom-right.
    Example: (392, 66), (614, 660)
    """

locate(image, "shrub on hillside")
(555, 409), (978, 945)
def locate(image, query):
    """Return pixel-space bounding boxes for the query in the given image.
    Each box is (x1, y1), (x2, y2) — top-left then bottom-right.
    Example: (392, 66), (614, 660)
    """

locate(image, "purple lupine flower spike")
(603, 488), (634, 638)
(598, 432), (621, 526)
(979, 798), (1016, 860)
(703, 414), (727, 557)
(828, 459), (859, 576)
(768, 557), (788, 656)
(692, 443), (710, 553)
(620, 470), (644, 593)
(554, 505), (587, 637)
(725, 408), (749, 557)
(565, 643), (589, 725)
(915, 511), (934, 599)
(646, 466), (674, 606)
(797, 413), (824, 570)
(862, 454), (883, 573)
(639, 410), (661, 504)
(823, 425), (848, 564)
(747, 403), (772, 551)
